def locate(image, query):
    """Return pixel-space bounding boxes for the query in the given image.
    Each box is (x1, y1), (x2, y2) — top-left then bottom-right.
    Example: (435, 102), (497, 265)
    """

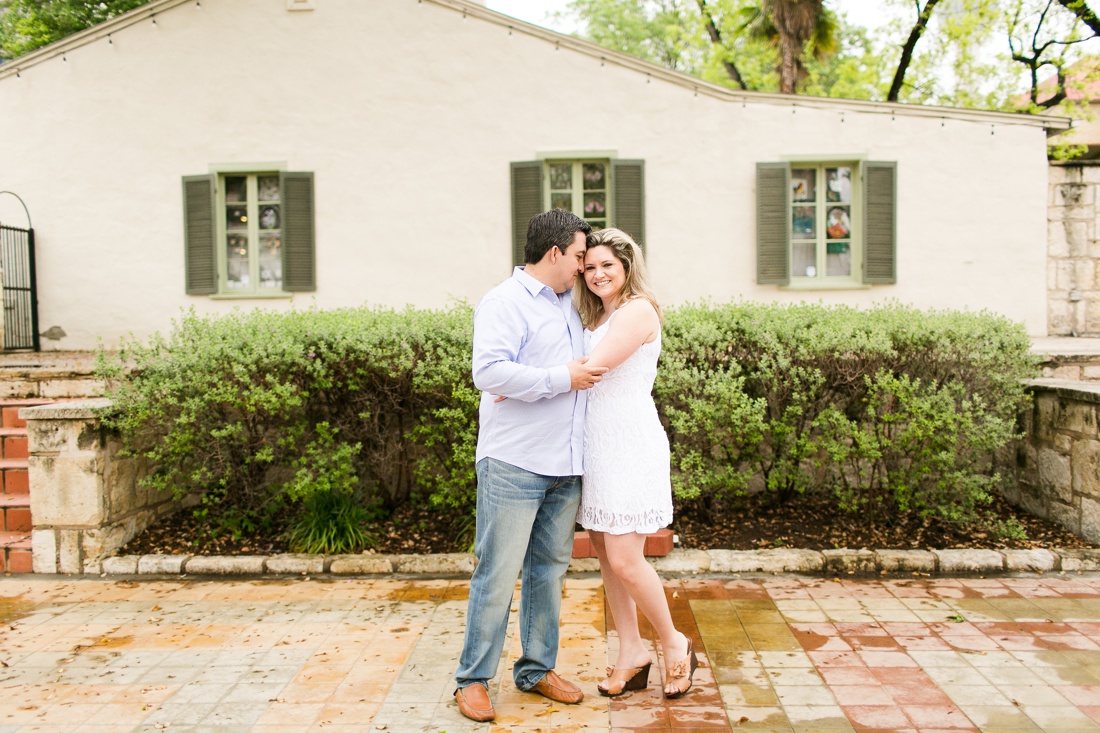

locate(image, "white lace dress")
(577, 309), (673, 535)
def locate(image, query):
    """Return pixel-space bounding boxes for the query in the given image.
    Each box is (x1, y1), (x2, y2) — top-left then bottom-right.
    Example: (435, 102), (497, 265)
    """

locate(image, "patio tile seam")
(75, 547), (1100, 578)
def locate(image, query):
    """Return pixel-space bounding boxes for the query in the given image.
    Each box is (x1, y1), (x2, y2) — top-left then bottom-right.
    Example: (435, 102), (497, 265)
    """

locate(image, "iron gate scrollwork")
(0, 224), (39, 351)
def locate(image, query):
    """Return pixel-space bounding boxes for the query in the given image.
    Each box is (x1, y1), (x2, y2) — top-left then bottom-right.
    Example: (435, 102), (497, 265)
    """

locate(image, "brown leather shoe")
(528, 670), (584, 704)
(454, 684), (495, 722)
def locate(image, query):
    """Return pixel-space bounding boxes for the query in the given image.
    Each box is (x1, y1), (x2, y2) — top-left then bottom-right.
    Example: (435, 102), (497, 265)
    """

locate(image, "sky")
(483, 0), (891, 35)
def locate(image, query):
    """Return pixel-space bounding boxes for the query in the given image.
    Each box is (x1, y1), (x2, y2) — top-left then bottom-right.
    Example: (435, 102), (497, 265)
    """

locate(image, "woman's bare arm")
(585, 299), (660, 372)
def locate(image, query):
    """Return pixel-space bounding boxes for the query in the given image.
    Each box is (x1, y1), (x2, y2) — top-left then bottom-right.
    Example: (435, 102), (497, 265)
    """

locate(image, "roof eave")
(0, 0), (191, 81)
(432, 0), (1072, 132)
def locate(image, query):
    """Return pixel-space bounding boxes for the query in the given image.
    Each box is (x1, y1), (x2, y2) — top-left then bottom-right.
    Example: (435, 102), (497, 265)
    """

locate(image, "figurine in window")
(826, 208), (850, 239)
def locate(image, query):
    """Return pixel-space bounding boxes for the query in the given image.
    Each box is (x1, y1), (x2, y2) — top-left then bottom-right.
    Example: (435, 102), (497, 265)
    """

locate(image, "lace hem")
(577, 506), (672, 536)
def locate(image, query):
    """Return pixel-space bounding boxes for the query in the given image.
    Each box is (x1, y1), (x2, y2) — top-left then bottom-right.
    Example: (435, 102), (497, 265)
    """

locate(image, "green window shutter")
(611, 159), (645, 249)
(756, 162), (790, 285)
(182, 174), (217, 294)
(511, 161), (543, 267)
(281, 171), (316, 292)
(862, 161), (897, 284)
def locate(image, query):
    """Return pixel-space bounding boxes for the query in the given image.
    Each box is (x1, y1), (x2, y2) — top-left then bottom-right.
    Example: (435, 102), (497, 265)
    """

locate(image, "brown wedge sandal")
(598, 661), (651, 697)
(663, 638), (699, 699)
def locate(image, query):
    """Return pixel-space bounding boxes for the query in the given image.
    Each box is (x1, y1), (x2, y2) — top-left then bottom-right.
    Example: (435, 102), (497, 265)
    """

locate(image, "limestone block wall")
(1004, 379), (1100, 543)
(1038, 354), (1100, 381)
(1048, 163), (1100, 336)
(23, 399), (175, 573)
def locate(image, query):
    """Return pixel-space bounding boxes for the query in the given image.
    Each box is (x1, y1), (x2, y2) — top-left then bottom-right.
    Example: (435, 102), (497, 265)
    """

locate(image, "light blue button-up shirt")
(472, 267), (586, 477)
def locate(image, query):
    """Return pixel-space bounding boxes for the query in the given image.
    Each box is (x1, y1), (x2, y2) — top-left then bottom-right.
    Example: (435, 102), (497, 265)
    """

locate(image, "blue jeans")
(454, 458), (581, 692)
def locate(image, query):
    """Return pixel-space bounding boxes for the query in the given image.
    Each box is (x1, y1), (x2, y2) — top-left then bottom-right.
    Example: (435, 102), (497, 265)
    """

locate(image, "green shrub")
(285, 489), (380, 554)
(657, 301), (1036, 528)
(97, 300), (1037, 543)
(98, 304), (478, 541)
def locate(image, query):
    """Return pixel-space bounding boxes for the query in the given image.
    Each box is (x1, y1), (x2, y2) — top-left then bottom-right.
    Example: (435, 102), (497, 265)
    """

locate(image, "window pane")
(827, 242), (851, 276)
(826, 167), (851, 203)
(582, 163), (606, 190)
(791, 169), (815, 202)
(226, 205), (248, 232)
(225, 176), (247, 203)
(588, 220), (606, 231)
(259, 233), (282, 289)
(259, 204), (281, 231)
(826, 206), (850, 240)
(226, 233), (250, 288)
(792, 206), (815, 239)
(549, 164), (572, 191)
(792, 242), (816, 277)
(258, 175), (280, 202)
(584, 192), (606, 218)
(551, 193), (572, 210)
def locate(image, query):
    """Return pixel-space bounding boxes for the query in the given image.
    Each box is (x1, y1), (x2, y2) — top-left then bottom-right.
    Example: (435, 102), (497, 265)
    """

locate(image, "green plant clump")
(98, 300), (1037, 544)
(98, 304), (478, 545)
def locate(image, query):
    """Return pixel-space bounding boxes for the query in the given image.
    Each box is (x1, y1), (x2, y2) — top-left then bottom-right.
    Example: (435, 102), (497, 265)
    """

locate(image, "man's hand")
(568, 356), (608, 391)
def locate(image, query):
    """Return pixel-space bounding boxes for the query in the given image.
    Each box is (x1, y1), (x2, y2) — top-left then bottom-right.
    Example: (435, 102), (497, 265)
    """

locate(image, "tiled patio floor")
(0, 573), (1098, 732)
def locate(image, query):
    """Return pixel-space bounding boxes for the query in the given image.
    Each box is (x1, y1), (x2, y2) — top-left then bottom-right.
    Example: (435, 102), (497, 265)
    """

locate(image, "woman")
(574, 228), (698, 698)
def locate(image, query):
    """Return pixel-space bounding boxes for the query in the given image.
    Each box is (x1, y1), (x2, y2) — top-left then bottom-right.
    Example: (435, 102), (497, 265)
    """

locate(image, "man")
(453, 209), (606, 723)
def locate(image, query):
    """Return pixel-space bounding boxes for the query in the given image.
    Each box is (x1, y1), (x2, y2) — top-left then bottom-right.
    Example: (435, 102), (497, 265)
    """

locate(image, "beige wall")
(0, 0), (1055, 349)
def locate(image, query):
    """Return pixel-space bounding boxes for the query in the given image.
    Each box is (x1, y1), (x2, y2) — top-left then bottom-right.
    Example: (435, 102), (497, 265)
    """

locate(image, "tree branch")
(887, 0), (940, 102)
(1054, 0), (1100, 36)
(695, 0), (746, 89)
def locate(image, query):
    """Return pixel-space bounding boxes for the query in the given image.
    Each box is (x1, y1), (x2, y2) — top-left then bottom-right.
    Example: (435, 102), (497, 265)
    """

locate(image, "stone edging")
(87, 547), (1100, 577)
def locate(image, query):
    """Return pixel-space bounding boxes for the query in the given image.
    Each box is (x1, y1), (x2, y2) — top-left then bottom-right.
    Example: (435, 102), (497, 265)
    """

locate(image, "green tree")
(740, 0), (838, 93)
(562, 0), (843, 93)
(0, 0), (150, 60)
(564, 0), (1100, 110)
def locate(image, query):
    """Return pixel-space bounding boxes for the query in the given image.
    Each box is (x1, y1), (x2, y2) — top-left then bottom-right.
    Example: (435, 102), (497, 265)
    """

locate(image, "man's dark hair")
(524, 209), (592, 264)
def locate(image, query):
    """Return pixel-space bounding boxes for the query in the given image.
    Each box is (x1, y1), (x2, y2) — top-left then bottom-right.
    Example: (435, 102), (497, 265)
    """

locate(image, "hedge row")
(97, 301), (1036, 539)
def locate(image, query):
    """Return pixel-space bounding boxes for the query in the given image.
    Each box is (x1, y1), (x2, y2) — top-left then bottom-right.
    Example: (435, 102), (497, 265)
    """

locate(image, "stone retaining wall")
(1039, 353), (1100, 381)
(24, 390), (1100, 576)
(1004, 378), (1100, 544)
(85, 546), (1100, 577)
(23, 399), (179, 574)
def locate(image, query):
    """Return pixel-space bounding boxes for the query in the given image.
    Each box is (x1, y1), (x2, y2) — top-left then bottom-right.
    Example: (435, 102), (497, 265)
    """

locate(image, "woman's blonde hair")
(573, 228), (662, 329)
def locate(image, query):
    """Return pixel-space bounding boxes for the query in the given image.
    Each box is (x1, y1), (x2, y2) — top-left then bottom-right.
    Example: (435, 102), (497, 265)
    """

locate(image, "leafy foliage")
(0, 0), (149, 60)
(97, 304), (479, 542)
(99, 300), (1035, 542)
(657, 301), (1036, 529)
(285, 489), (380, 554)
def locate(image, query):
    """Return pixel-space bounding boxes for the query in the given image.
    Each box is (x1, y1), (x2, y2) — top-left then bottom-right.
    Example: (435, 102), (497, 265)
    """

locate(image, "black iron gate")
(0, 224), (39, 351)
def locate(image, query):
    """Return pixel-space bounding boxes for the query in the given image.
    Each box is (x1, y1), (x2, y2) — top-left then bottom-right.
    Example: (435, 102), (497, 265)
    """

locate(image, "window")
(547, 160), (610, 230)
(510, 158), (646, 266)
(223, 174), (284, 292)
(182, 171), (315, 295)
(790, 164), (855, 280)
(757, 161), (896, 287)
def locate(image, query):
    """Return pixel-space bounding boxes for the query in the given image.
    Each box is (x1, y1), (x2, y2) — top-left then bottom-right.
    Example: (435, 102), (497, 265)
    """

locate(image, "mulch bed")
(119, 490), (1097, 557)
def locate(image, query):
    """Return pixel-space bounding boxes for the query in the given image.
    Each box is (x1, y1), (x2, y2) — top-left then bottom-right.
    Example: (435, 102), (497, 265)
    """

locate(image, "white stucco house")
(0, 0), (1070, 350)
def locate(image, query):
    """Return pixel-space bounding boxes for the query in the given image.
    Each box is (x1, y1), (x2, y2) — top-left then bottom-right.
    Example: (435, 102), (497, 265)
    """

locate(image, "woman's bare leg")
(590, 531), (652, 678)
(599, 532), (691, 694)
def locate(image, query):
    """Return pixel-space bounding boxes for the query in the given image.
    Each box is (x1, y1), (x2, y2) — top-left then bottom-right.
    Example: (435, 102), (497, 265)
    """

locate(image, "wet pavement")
(0, 573), (1098, 732)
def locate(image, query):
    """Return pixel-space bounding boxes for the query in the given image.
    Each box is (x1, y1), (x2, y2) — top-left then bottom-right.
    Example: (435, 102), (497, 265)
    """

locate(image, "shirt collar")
(513, 266), (558, 299)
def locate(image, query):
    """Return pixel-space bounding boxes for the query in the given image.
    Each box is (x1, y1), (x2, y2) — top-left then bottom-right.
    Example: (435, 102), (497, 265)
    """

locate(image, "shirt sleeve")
(472, 297), (571, 402)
